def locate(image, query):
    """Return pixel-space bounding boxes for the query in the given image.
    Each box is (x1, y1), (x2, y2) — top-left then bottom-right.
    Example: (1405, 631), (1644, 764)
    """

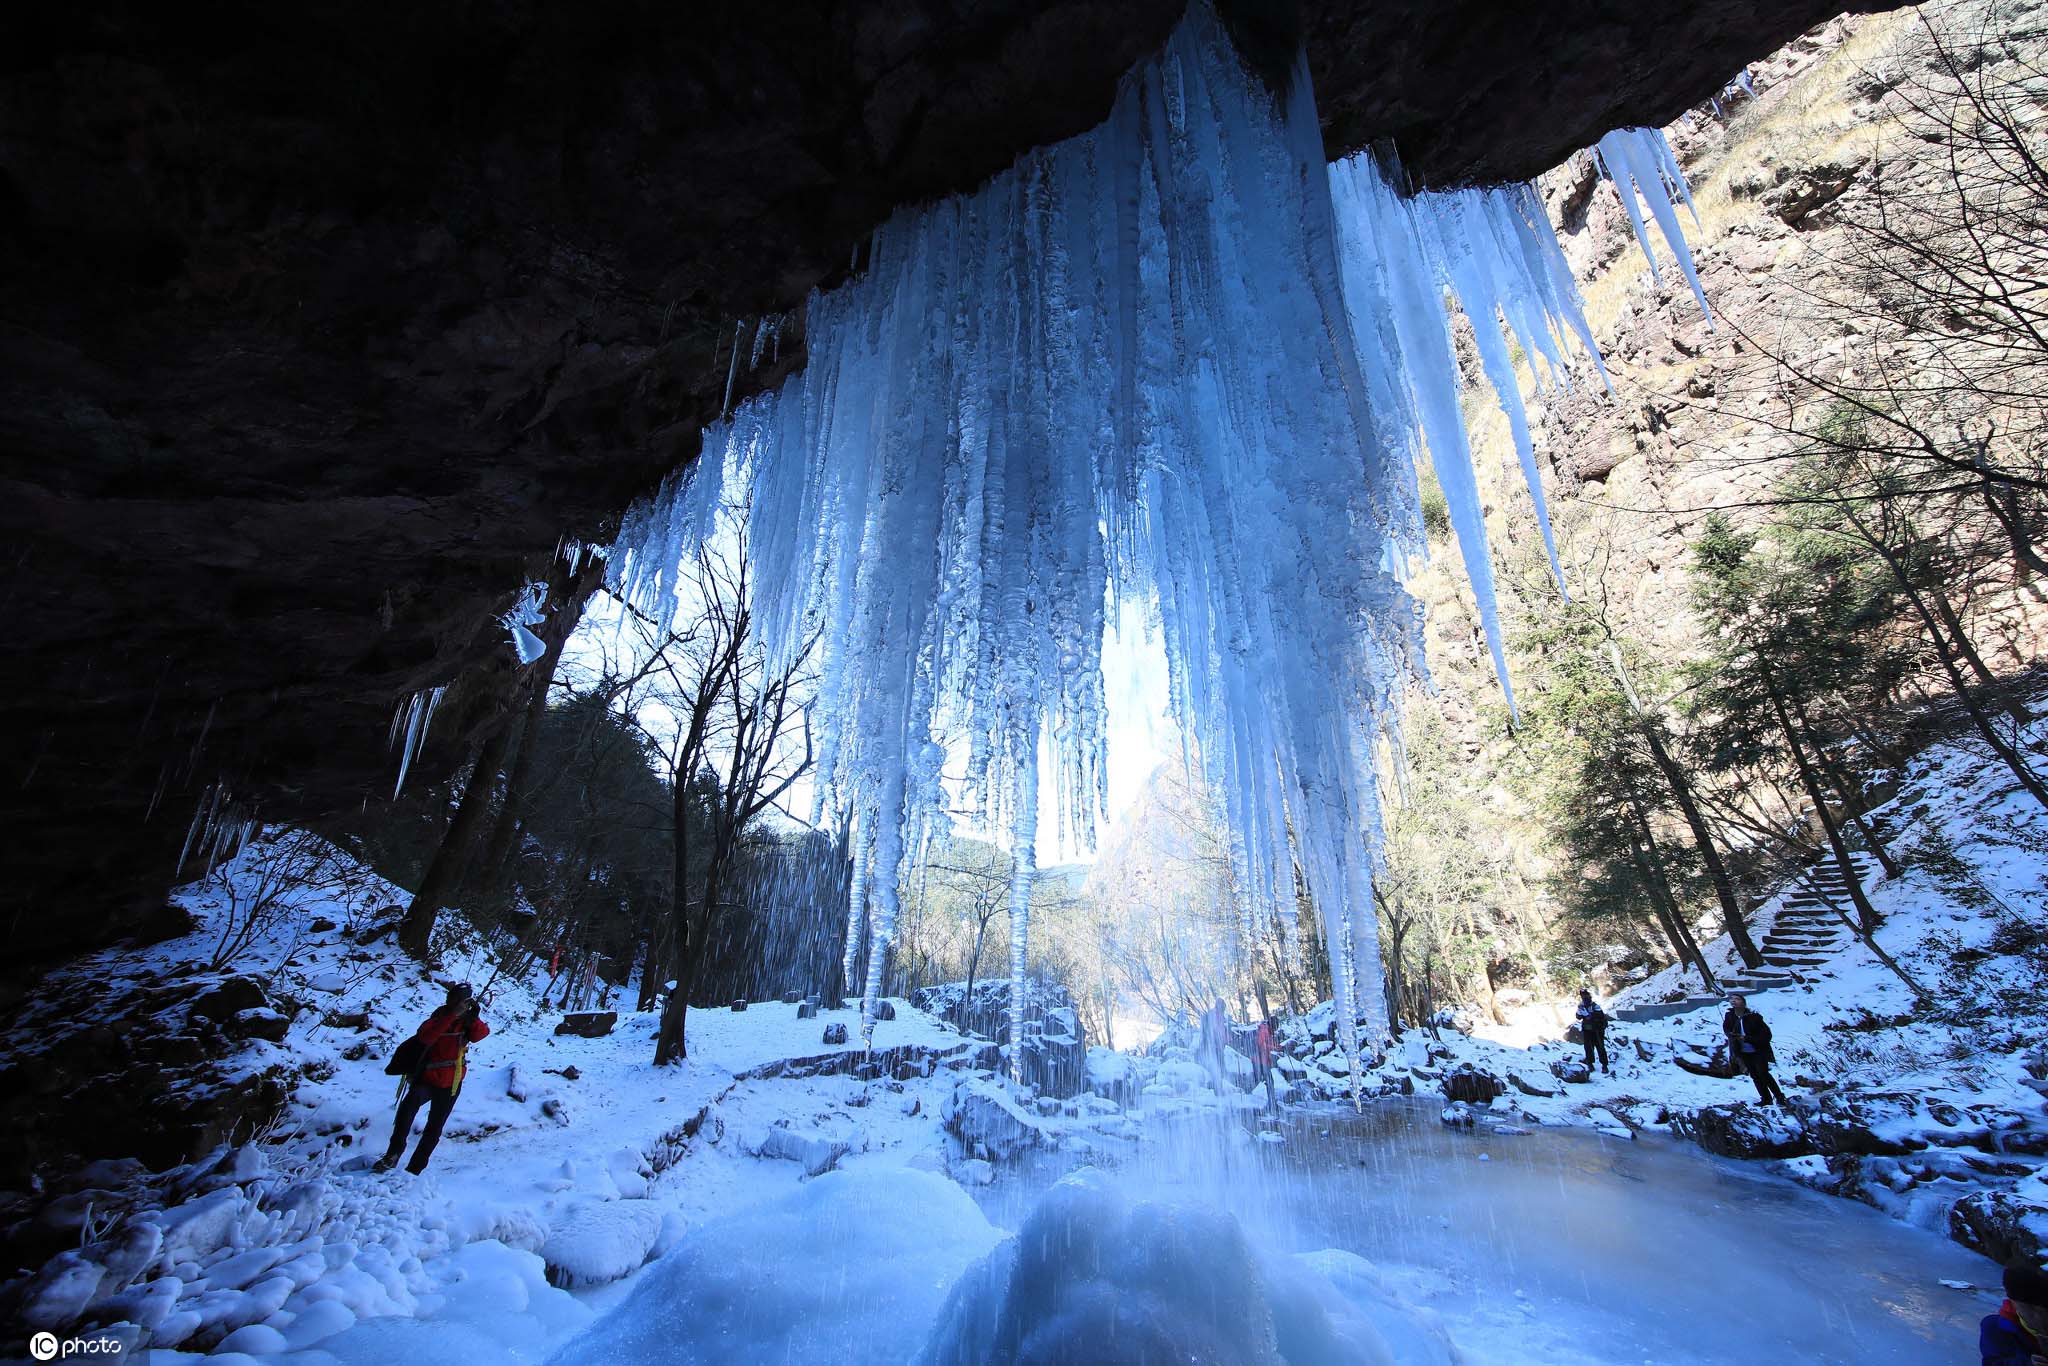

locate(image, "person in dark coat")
(1721, 993), (1789, 1107)
(377, 983), (490, 1174)
(1575, 989), (1611, 1075)
(1980, 1263), (2048, 1365)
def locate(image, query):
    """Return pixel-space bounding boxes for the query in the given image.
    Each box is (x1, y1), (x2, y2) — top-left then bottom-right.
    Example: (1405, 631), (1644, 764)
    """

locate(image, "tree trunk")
(1623, 796), (1718, 992)
(1640, 723), (1764, 968)
(399, 720), (515, 958)
(1848, 509), (2048, 807)
(1812, 741), (1901, 879)
(959, 919), (987, 1034)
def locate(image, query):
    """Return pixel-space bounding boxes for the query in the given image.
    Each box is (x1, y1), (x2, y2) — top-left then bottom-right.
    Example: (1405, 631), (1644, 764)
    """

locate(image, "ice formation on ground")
(609, 8), (1702, 1088)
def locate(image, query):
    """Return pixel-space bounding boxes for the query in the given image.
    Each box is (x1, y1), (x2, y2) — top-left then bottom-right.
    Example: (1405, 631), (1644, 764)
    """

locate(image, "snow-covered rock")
(1672, 1104), (1815, 1160)
(754, 1126), (853, 1177)
(540, 1201), (667, 1289)
(942, 1082), (1051, 1162)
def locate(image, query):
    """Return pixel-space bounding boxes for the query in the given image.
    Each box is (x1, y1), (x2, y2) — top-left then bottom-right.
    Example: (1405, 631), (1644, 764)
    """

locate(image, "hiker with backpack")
(1576, 989), (1612, 1075)
(378, 982), (490, 1174)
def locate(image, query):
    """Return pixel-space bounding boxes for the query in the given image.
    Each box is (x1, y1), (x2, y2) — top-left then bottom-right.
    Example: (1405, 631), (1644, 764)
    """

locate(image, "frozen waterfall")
(611, 7), (1702, 1091)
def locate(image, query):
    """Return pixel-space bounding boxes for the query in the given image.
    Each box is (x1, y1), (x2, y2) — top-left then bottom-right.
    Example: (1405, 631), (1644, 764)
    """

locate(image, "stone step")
(1763, 956), (1829, 968)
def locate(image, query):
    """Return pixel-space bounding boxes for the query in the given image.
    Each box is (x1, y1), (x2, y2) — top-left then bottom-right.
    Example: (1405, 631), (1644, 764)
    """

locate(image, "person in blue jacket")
(1982, 1264), (2048, 1365)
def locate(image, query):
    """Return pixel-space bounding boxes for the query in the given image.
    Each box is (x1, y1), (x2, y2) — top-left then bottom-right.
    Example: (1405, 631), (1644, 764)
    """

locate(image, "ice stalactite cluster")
(1327, 156), (1607, 707)
(611, 8), (1705, 1090)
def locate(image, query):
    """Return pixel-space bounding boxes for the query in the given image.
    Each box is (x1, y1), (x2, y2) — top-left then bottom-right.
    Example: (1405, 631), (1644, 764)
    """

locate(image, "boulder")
(1671, 1104), (1816, 1160)
(1507, 1071), (1557, 1098)
(823, 1023), (849, 1045)
(796, 1001), (819, 1020)
(1549, 1058), (1592, 1085)
(1809, 1091), (1929, 1158)
(730, 999), (748, 1013)
(554, 1011), (618, 1039)
(942, 1083), (1051, 1163)
(1441, 1064), (1503, 1105)
(755, 1127), (853, 1177)
(1951, 1190), (2048, 1270)
(226, 1007), (290, 1043)
(187, 977), (268, 1023)
(873, 1000), (897, 1022)
(1440, 1102), (1478, 1128)
(782, 991), (802, 1004)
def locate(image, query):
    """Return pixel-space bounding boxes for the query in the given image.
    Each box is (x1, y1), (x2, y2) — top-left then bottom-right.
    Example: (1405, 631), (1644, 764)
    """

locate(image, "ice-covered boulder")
(1951, 1188), (2048, 1269)
(1083, 1048), (1139, 1107)
(942, 1083), (1051, 1163)
(752, 1126), (853, 1177)
(541, 1201), (667, 1288)
(915, 1169), (1459, 1366)
(19, 1248), (103, 1331)
(544, 1167), (1002, 1366)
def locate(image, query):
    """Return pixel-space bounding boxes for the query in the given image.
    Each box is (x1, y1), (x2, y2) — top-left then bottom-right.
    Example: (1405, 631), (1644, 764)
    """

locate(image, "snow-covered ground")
(4, 708), (2040, 1364)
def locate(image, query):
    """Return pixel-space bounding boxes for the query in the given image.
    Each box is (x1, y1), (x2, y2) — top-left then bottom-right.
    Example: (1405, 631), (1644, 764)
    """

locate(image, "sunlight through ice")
(609, 4), (1701, 1093)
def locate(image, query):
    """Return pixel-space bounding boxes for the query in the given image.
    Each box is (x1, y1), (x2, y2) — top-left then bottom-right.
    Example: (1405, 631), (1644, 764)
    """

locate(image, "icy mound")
(917, 1169), (1458, 1366)
(539, 1200), (666, 1289)
(543, 1167), (1003, 1366)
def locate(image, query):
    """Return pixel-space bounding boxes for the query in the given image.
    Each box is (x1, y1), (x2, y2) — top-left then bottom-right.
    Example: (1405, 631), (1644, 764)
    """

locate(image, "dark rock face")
(553, 1010), (617, 1039)
(0, 0), (1903, 960)
(1441, 1063), (1504, 1105)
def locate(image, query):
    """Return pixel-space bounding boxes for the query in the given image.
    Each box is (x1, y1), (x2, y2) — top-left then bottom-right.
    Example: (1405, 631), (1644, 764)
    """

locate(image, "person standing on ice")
(1575, 989), (1611, 1076)
(377, 982), (490, 1174)
(1252, 985), (1281, 1111)
(1721, 994), (1789, 1108)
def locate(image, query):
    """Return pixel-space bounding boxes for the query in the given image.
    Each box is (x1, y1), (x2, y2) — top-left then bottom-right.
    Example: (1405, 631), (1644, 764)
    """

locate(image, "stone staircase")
(1615, 851), (1876, 1021)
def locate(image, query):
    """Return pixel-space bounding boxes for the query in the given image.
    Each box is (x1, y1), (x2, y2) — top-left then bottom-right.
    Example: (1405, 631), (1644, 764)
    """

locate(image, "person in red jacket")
(1252, 984), (1281, 1112)
(376, 983), (490, 1174)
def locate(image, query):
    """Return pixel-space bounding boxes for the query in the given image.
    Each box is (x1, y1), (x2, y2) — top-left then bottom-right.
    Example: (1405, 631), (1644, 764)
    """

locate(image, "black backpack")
(384, 1034), (425, 1078)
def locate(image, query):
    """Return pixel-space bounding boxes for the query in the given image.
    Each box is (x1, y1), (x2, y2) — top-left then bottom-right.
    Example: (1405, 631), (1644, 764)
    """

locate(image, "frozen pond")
(975, 1100), (1994, 1366)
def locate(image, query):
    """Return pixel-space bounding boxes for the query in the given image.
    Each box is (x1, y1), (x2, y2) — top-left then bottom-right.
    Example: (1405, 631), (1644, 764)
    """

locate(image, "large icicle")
(610, 7), (1709, 1087)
